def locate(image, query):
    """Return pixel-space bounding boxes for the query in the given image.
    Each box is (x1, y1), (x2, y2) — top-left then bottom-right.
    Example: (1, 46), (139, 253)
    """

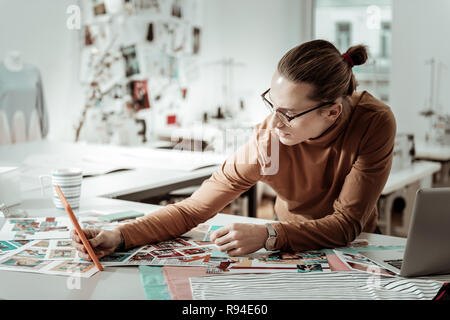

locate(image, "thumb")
(88, 231), (105, 248)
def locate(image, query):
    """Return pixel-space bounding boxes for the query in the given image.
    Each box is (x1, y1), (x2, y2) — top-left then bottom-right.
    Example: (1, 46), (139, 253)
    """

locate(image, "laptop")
(361, 188), (450, 277)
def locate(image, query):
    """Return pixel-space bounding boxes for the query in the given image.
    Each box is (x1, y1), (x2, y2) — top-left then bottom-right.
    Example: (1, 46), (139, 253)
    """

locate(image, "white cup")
(39, 168), (82, 209)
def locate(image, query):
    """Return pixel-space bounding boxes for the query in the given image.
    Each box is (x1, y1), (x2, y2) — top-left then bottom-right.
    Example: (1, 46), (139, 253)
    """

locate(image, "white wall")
(0, 0), (83, 142)
(184, 0), (306, 125)
(0, 0), (307, 141)
(389, 0), (450, 139)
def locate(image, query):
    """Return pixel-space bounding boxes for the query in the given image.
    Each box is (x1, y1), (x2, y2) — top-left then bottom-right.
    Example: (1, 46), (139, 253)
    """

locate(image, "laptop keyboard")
(385, 259), (403, 270)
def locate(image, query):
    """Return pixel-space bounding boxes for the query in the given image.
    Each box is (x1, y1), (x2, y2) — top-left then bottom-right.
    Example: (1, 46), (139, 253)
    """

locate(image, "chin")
(278, 135), (304, 146)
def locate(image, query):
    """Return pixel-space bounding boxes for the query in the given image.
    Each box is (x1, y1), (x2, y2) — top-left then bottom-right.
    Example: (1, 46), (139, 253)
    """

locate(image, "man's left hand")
(210, 223), (268, 256)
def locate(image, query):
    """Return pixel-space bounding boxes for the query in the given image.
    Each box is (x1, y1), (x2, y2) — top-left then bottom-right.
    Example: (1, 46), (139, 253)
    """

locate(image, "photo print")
(128, 80), (151, 111)
(121, 44), (140, 77)
(127, 251), (155, 264)
(150, 248), (184, 258)
(49, 261), (97, 274)
(146, 23), (154, 42)
(297, 264), (324, 273)
(151, 238), (193, 249)
(0, 241), (19, 255)
(16, 248), (47, 259)
(93, 2), (107, 16)
(134, 0), (161, 13)
(31, 240), (49, 248)
(193, 27), (200, 54)
(171, 0), (183, 18)
(1, 256), (50, 271)
(0, 217), (71, 240)
(48, 249), (76, 260)
(84, 26), (95, 46)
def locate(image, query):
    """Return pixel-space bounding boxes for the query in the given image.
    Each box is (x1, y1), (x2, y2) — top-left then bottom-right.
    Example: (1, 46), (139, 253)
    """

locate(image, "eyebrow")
(268, 91), (306, 113)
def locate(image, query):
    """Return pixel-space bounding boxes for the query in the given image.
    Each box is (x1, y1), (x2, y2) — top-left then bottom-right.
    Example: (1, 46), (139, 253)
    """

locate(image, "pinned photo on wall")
(128, 80), (151, 111)
(84, 26), (95, 46)
(171, 0), (183, 18)
(135, 0), (161, 13)
(193, 27), (201, 54)
(93, 2), (107, 16)
(121, 44), (140, 77)
(146, 23), (154, 42)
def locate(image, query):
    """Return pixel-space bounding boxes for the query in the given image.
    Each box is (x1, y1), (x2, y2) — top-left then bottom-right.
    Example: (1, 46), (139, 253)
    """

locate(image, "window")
(336, 22), (352, 52)
(314, 0), (392, 103)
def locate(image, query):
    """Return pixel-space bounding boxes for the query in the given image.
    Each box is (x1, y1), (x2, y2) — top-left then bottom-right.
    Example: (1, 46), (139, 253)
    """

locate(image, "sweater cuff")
(117, 224), (137, 250)
(271, 222), (288, 251)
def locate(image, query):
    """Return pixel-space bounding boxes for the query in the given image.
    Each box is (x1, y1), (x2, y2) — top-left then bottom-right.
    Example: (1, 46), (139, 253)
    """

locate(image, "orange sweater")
(118, 91), (396, 251)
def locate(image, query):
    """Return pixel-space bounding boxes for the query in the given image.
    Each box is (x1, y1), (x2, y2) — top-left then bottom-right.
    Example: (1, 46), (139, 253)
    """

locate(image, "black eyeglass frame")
(261, 88), (335, 126)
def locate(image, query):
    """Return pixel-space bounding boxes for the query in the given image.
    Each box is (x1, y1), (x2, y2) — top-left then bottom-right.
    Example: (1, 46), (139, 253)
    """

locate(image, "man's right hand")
(71, 228), (123, 260)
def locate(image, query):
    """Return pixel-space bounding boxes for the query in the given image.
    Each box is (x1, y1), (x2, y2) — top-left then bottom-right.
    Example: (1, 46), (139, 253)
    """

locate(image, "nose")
(273, 114), (286, 129)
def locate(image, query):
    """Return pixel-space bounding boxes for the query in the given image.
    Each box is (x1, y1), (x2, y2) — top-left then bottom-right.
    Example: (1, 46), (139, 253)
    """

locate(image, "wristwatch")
(116, 231), (125, 251)
(264, 223), (277, 251)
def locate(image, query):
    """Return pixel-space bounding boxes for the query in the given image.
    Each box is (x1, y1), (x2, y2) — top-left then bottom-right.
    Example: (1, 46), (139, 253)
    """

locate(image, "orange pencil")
(54, 185), (104, 271)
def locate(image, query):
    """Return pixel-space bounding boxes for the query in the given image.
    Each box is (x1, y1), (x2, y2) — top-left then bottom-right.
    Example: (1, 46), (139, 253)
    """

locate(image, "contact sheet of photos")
(0, 240), (98, 278)
(0, 220), (333, 278)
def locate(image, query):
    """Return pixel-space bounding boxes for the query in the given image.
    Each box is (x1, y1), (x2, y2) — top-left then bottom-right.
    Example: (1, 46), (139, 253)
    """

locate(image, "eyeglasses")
(261, 88), (335, 127)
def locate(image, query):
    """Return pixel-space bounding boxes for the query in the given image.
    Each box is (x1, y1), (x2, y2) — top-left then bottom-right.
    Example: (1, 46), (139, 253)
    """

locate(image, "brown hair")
(277, 40), (368, 102)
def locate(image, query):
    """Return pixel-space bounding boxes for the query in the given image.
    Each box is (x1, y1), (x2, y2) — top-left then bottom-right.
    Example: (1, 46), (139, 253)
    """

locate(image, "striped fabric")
(190, 271), (444, 300)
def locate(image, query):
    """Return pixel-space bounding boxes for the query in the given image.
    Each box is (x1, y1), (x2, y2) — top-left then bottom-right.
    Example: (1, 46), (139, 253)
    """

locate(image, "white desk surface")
(0, 141), (221, 200)
(414, 141), (450, 161)
(382, 160), (441, 195)
(0, 196), (410, 300)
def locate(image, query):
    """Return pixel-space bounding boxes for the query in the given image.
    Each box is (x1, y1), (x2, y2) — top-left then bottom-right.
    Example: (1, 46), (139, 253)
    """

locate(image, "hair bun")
(345, 45), (368, 66)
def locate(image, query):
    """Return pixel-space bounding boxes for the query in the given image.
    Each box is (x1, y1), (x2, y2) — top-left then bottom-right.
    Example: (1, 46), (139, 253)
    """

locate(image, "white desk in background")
(0, 141), (261, 216)
(0, 141), (223, 203)
(414, 141), (450, 187)
(0, 196), (409, 300)
(377, 160), (441, 237)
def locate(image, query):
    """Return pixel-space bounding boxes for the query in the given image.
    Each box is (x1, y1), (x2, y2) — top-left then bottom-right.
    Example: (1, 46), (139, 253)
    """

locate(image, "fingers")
(88, 231), (105, 248)
(77, 248), (110, 261)
(71, 228), (99, 243)
(72, 229), (104, 257)
(72, 241), (87, 253)
(210, 225), (232, 242)
(214, 231), (235, 247)
(217, 240), (239, 253)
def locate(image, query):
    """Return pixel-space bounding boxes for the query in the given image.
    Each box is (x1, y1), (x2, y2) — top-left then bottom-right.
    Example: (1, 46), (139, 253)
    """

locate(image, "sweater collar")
(302, 91), (366, 148)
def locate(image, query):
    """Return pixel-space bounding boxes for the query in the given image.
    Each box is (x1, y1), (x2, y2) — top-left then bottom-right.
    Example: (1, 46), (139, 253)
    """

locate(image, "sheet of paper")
(189, 271), (444, 300)
(0, 240), (98, 278)
(0, 240), (31, 256)
(0, 212), (139, 240)
(77, 238), (227, 268)
(0, 217), (73, 240)
(333, 250), (396, 277)
(206, 250), (332, 274)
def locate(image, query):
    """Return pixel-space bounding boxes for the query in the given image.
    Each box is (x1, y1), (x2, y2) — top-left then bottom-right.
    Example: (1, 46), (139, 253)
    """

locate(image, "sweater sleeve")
(117, 123), (276, 249)
(272, 110), (397, 251)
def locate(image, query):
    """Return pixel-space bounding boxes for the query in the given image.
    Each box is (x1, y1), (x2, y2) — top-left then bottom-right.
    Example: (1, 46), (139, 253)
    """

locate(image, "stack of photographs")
(334, 250), (396, 277)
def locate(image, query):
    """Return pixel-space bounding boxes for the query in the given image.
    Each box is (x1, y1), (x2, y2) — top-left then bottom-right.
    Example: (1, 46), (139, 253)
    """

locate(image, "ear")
(324, 103), (342, 121)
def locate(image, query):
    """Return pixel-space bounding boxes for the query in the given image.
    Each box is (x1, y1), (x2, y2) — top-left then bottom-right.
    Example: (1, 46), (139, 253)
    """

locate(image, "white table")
(0, 196), (409, 300)
(414, 141), (450, 187)
(378, 161), (441, 236)
(0, 141), (222, 203)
